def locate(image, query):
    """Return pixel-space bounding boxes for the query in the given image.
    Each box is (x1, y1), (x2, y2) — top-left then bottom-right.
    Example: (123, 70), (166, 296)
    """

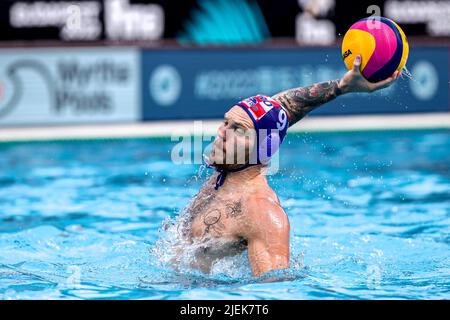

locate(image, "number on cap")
(277, 109), (287, 131)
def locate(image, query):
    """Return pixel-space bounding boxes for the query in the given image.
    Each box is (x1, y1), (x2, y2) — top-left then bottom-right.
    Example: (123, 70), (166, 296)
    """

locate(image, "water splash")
(196, 154), (214, 180)
(150, 210), (255, 281)
(401, 66), (413, 80)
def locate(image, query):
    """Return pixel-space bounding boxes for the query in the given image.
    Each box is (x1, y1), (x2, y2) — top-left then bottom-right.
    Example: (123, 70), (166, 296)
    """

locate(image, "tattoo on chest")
(225, 201), (243, 218)
(202, 209), (225, 236)
(178, 191), (217, 238)
(191, 192), (216, 216)
(182, 187), (245, 239)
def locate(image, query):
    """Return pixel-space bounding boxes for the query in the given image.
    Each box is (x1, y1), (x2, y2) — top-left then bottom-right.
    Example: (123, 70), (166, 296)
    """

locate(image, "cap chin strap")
(214, 163), (257, 190)
(202, 154), (257, 190)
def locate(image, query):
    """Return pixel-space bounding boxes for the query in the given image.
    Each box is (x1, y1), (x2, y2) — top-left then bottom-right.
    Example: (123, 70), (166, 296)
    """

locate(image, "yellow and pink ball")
(342, 17), (409, 82)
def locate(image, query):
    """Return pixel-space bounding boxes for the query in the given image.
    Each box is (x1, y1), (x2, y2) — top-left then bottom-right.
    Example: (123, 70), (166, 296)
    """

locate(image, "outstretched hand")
(338, 54), (401, 94)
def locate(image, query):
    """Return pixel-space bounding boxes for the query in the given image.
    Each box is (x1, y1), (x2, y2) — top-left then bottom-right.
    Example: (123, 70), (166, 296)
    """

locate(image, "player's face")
(210, 106), (256, 169)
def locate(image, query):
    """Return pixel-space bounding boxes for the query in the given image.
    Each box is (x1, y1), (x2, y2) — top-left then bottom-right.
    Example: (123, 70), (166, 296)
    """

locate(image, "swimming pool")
(0, 129), (449, 300)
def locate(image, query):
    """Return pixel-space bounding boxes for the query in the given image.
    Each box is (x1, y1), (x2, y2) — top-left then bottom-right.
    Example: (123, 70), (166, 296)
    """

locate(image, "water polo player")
(176, 55), (400, 277)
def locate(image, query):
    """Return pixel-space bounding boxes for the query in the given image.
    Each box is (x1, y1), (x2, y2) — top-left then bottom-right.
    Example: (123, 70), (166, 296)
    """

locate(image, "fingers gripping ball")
(342, 17), (409, 82)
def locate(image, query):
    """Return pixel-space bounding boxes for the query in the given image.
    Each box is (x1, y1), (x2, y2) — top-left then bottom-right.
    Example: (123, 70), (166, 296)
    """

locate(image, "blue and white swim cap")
(237, 94), (289, 164)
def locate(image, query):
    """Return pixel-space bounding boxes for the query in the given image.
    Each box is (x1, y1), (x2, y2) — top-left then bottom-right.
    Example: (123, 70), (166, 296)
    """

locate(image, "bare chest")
(187, 190), (245, 241)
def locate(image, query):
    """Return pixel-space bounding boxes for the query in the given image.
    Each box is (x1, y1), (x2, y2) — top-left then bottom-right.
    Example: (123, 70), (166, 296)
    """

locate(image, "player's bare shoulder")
(239, 188), (290, 238)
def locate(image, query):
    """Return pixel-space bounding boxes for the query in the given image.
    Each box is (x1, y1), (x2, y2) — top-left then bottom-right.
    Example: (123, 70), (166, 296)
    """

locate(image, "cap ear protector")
(259, 130), (281, 164)
(237, 94), (289, 165)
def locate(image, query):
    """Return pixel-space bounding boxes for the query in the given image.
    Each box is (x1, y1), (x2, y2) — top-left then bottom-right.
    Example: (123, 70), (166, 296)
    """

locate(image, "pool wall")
(0, 45), (448, 128)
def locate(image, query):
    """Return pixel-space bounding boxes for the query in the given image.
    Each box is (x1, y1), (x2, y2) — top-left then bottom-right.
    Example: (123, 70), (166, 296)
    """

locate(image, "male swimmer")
(174, 55), (400, 277)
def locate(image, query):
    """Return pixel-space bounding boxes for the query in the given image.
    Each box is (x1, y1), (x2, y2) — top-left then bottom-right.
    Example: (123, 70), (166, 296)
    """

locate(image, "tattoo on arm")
(272, 79), (342, 126)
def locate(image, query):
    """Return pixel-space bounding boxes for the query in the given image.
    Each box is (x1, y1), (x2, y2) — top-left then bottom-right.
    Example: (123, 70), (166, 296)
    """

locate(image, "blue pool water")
(0, 129), (449, 300)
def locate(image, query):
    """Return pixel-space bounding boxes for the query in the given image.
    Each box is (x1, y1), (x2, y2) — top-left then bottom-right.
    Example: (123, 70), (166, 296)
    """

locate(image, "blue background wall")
(142, 47), (449, 121)
(0, 45), (448, 126)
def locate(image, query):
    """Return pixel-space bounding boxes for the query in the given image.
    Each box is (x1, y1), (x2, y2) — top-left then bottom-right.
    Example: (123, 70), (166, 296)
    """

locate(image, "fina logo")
(149, 65), (182, 107)
(409, 61), (439, 101)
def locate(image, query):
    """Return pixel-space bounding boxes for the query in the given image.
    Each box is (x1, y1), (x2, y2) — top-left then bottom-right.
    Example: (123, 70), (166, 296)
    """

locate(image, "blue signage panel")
(141, 47), (449, 120)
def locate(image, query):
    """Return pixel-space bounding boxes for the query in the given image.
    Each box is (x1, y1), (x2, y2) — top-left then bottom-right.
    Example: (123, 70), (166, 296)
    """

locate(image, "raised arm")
(272, 80), (342, 126)
(272, 54), (401, 126)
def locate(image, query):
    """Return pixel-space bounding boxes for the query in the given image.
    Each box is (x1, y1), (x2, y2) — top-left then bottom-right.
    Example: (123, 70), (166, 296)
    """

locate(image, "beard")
(208, 144), (253, 171)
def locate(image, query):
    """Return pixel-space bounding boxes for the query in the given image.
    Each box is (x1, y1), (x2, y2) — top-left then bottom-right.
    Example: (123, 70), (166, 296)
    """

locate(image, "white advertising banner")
(0, 48), (139, 125)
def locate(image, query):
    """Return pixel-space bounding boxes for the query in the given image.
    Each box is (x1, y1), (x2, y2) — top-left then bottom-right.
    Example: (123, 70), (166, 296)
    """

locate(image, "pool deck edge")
(1, 113), (449, 142)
